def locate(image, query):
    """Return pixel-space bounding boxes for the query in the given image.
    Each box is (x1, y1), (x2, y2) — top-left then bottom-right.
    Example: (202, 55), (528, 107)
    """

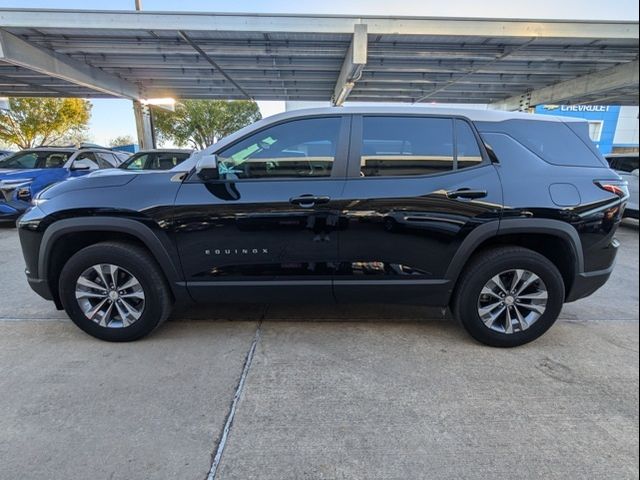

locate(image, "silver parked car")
(606, 153), (639, 219)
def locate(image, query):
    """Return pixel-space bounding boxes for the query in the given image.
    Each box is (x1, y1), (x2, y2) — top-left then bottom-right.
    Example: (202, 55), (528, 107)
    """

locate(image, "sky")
(2, 0), (638, 146)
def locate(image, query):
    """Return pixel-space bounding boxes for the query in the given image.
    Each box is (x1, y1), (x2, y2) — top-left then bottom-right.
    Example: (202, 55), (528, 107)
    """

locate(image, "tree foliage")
(153, 100), (261, 149)
(0, 97), (92, 149)
(109, 135), (135, 147)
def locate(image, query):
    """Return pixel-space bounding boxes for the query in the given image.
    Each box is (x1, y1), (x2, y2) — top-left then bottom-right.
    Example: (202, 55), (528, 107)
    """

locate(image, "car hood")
(0, 168), (53, 180)
(38, 169), (137, 200)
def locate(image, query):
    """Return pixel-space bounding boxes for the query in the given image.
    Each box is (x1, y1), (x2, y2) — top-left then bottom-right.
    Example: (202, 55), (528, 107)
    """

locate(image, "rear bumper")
(565, 238), (619, 302)
(565, 266), (615, 302)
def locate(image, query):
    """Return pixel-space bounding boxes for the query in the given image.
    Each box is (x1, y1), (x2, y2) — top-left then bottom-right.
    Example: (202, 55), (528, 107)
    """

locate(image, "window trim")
(186, 114), (351, 184)
(346, 114), (491, 180)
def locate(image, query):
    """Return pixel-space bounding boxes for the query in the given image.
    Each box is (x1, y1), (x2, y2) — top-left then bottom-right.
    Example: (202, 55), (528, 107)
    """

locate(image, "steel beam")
(0, 9), (637, 39)
(133, 100), (155, 149)
(332, 24), (367, 106)
(0, 29), (142, 99)
(492, 60), (640, 110)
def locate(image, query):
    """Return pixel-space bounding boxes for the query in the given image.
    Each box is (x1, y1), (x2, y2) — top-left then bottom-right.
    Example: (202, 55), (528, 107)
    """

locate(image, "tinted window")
(455, 120), (483, 170)
(475, 119), (605, 167)
(218, 117), (341, 179)
(360, 117), (454, 177)
(0, 150), (72, 169)
(121, 152), (191, 170)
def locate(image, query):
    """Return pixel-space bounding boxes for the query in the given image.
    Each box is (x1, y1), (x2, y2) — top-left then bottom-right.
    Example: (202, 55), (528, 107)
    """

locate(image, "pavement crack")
(206, 316), (264, 480)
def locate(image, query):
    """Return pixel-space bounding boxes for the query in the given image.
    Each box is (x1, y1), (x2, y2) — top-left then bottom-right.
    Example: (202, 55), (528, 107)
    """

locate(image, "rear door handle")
(446, 188), (488, 199)
(289, 195), (331, 207)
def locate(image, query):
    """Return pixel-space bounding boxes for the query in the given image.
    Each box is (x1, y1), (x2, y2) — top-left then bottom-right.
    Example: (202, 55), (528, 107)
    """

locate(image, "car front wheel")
(59, 241), (172, 341)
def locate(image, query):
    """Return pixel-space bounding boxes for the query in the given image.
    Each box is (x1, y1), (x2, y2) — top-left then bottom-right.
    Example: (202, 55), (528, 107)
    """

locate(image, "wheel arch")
(446, 218), (583, 299)
(39, 217), (186, 307)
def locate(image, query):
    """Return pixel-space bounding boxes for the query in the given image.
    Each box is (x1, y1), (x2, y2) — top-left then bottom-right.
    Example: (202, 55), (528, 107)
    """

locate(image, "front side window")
(360, 117), (455, 177)
(121, 152), (191, 170)
(0, 150), (72, 169)
(217, 117), (342, 180)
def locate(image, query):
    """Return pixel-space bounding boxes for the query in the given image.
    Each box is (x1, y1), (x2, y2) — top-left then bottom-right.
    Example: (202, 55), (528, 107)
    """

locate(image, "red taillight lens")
(595, 181), (629, 199)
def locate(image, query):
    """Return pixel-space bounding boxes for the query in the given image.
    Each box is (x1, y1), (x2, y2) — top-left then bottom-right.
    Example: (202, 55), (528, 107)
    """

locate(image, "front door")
(335, 115), (503, 304)
(173, 115), (350, 303)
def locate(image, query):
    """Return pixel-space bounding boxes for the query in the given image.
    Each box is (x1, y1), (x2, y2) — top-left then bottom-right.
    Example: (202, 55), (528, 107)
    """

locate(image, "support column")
(133, 100), (155, 150)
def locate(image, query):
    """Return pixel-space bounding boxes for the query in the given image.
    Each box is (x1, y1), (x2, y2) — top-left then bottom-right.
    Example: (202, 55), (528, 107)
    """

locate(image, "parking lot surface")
(0, 223), (638, 480)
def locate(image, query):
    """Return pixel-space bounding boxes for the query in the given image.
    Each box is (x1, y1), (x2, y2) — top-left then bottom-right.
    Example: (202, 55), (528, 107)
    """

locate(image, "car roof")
(259, 106), (577, 124)
(132, 149), (193, 154)
(24, 147), (76, 153)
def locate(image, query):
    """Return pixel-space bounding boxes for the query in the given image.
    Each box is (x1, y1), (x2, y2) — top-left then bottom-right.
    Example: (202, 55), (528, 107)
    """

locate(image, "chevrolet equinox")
(18, 107), (628, 346)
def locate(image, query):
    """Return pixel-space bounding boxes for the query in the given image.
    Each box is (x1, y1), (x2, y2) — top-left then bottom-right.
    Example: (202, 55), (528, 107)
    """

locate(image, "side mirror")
(195, 154), (219, 181)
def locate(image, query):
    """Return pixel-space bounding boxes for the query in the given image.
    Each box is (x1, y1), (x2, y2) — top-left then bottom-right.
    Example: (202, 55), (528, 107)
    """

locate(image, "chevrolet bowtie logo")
(205, 248), (269, 255)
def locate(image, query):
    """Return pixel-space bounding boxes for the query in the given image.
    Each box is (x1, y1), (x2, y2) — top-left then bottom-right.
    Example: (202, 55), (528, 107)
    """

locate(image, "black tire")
(452, 246), (565, 348)
(59, 242), (172, 342)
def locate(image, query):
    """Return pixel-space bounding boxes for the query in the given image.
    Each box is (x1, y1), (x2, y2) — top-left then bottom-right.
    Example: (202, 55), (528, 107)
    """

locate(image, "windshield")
(120, 151), (191, 170)
(0, 150), (73, 170)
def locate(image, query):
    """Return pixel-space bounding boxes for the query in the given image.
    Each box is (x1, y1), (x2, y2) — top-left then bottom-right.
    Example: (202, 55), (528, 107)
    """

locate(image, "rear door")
(335, 114), (503, 304)
(173, 115), (350, 303)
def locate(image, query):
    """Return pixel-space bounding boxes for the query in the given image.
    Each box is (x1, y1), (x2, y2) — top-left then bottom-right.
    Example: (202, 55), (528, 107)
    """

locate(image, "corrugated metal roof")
(0, 9), (637, 105)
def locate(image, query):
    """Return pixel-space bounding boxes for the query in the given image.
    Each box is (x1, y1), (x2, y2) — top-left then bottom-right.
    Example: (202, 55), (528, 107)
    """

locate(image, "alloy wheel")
(477, 269), (548, 334)
(75, 264), (145, 328)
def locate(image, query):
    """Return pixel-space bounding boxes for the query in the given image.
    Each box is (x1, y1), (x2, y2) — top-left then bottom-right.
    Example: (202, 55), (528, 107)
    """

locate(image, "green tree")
(0, 97), (92, 149)
(153, 100), (261, 149)
(109, 135), (135, 147)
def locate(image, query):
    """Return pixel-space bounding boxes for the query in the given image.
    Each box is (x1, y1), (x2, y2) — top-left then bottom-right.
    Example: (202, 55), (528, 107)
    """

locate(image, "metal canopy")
(0, 9), (638, 108)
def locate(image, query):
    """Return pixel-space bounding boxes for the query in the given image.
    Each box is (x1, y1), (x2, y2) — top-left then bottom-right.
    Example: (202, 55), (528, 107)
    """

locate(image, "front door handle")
(289, 195), (331, 207)
(446, 188), (488, 200)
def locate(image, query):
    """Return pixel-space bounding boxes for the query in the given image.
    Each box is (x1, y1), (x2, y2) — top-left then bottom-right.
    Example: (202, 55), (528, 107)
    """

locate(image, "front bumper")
(26, 274), (54, 301)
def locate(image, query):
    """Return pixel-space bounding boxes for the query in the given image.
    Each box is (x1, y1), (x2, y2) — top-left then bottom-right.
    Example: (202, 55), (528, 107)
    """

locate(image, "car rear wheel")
(59, 242), (172, 341)
(452, 246), (565, 347)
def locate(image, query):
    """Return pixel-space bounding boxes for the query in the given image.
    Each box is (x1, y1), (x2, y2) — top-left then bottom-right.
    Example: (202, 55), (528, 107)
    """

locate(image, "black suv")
(18, 107), (628, 347)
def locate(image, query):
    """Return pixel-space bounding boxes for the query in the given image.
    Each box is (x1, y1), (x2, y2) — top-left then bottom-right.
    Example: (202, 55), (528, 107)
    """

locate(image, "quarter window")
(360, 117), (455, 177)
(217, 117), (342, 180)
(455, 120), (483, 170)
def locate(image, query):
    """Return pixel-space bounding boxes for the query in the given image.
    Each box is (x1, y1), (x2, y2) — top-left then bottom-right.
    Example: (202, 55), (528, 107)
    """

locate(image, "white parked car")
(606, 153), (639, 219)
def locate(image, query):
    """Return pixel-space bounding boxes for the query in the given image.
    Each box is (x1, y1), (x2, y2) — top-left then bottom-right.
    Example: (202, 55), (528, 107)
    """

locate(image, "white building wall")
(613, 106), (639, 146)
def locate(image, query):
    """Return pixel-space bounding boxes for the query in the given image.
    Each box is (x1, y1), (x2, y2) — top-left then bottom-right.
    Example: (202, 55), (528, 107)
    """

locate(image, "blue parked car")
(0, 147), (129, 223)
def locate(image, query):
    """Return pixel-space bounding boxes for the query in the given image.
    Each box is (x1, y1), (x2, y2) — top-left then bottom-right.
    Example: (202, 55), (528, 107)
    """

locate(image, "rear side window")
(474, 119), (605, 167)
(360, 117), (454, 177)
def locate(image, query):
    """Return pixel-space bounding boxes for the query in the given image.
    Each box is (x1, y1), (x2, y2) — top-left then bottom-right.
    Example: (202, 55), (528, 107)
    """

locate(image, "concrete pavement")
(0, 222), (637, 479)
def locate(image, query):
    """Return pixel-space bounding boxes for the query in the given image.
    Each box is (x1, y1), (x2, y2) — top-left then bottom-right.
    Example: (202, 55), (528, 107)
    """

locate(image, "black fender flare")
(444, 218), (584, 283)
(38, 216), (183, 295)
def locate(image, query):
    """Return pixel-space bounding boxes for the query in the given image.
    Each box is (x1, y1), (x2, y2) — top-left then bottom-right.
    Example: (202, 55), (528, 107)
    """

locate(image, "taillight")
(595, 181), (629, 199)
